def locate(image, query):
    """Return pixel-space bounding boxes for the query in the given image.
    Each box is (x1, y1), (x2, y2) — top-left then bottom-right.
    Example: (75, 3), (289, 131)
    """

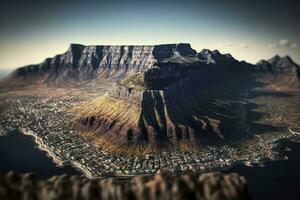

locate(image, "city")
(0, 92), (296, 178)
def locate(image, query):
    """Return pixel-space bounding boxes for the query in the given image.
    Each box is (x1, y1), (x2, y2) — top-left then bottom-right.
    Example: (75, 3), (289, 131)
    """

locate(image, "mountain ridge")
(11, 43), (197, 84)
(6, 43), (300, 86)
(74, 46), (257, 151)
(256, 55), (300, 73)
(2, 43), (300, 151)
(255, 55), (300, 89)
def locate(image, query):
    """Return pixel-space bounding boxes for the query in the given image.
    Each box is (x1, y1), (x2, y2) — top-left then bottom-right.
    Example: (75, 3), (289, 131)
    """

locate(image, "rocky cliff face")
(12, 43), (196, 84)
(0, 171), (250, 200)
(76, 51), (255, 150)
(7, 43), (300, 150)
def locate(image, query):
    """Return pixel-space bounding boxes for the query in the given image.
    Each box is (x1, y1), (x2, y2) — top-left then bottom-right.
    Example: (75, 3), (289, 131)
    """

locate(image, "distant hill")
(256, 55), (300, 89)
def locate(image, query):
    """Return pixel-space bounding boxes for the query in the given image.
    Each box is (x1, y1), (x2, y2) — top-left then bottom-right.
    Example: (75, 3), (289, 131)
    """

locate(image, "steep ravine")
(75, 58), (254, 151)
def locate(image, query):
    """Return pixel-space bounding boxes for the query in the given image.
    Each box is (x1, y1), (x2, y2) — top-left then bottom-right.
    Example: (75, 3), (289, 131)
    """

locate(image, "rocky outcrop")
(76, 52), (254, 150)
(197, 49), (236, 65)
(0, 171), (250, 200)
(7, 43), (299, 88)
(255, 55), (300, 89)
(11, 43), (196, 84)
(256, 55), (300, 74)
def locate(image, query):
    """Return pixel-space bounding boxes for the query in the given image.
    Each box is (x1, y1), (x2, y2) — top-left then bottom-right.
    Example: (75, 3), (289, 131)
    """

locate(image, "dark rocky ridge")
(77, 50), (256, 148)
(0, 171), (250, 200)
(256, 55), (300, 74)
(255, 55), (300, 89)
(11, 43), (196, 84)
(9, 43), (299, 87)
(5, 43), (300, 149)
(76, 48), (300, 149)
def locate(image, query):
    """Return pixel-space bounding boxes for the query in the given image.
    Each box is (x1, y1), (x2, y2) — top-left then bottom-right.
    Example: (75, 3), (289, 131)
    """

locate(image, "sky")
(0, 0), (299, 71)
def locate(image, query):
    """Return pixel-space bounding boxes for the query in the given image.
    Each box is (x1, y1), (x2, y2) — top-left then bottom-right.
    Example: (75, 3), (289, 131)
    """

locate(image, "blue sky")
(0, 0), (299, 71)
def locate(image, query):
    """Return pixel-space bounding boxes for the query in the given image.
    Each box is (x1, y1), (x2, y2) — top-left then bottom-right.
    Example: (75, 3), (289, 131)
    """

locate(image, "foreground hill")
(73, 47), (299, 151)
(75, 49), (256, 151)
(0, 171), (250, 200)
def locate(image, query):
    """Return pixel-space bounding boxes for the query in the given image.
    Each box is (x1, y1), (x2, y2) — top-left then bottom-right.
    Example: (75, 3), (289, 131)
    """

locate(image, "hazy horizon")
(1, 0), (299, 69)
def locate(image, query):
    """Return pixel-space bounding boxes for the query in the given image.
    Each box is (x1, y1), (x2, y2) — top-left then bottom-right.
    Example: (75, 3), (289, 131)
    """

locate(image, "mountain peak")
(68, 43), (85, 51)
(9, 42), (300, 86)
(199, 49), (212, 54)
(281, 55), (295, 64)
(256, 55), (299, 75)
(268, 55), (298, 67)
(212, 49), (221, 55)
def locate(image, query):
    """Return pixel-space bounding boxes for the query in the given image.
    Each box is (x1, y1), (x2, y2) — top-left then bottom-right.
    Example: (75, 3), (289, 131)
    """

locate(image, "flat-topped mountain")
(7, 43), (299, 87)
(4, 43), (300, 152)
(75, 47), (257, 151)
(11, 43), (196, 84)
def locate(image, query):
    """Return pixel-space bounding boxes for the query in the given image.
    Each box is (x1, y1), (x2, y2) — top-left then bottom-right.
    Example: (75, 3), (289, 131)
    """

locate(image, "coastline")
(21, 128), (96, 179)
(19, 128), (237, 179)
(19, 126), (300, 180)
(20, 128), (138, 179)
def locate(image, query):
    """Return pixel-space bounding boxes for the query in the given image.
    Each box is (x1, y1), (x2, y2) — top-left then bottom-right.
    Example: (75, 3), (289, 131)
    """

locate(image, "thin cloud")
(268, 38), (298, 49)
(239, 43), (249, 48)
(218, 42), (250, 48)
(268, 44), (279, 49)
(279, 39), (290, 46)
(217, 42), (233, 48)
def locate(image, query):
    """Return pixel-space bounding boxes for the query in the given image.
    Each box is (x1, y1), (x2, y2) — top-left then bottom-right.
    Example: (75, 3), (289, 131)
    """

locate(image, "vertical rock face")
(76, 52), (255, 149)
(12, 43), (196, 84)
(8, 42), (300, 150)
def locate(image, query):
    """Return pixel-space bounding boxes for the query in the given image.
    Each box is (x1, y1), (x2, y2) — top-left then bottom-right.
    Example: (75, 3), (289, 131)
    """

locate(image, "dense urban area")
(0, 88), (299, 178)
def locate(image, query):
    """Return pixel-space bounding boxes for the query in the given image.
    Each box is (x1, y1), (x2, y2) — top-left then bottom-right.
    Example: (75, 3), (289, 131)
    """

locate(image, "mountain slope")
(75, 50), (256, 151)
(4, 43), (300, 151)
(10, 43), (196, 85)
(256, 55), (300, 90)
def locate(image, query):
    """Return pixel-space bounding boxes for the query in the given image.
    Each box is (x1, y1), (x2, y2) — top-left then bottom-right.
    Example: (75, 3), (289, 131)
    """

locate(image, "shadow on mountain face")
(155, 62), (283, 145)
(249, 122), (283, 135)
(249, 90), (294, 98)
(246, 109), (280, 135)
(71, 48), (299, 149)
(244, 80), (297, 136)
(142, 64), (253, 145)
(133, 59), (288, 147)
